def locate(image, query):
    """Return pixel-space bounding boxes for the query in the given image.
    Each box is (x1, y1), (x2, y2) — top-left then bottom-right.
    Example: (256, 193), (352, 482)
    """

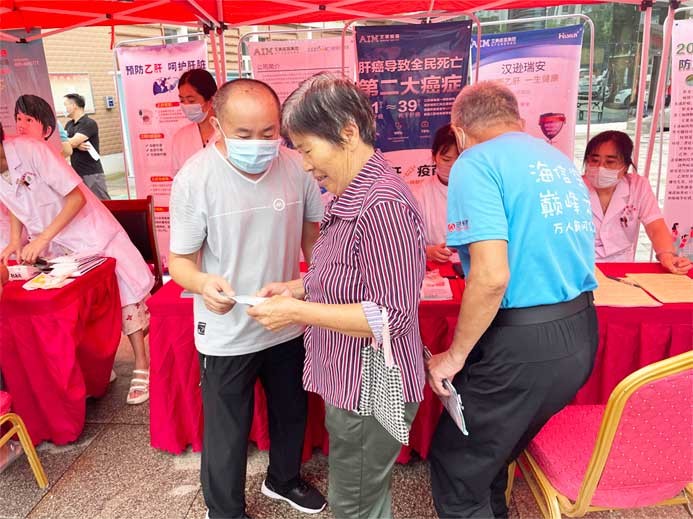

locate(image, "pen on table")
(605, 275), (642, 288)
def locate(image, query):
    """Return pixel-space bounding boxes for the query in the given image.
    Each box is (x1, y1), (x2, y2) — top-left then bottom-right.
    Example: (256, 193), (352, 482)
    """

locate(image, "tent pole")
(186, 0), (219, 27)
(210, 29), (223, 86)
(633, 3), (652, 167)
(645, 5), (675, 179)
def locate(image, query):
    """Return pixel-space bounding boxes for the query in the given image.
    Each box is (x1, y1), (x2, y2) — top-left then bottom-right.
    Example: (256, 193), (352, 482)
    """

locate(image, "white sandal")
(126, 369), (149, 405)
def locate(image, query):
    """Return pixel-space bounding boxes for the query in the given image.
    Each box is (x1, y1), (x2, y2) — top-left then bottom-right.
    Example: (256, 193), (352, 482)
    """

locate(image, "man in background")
(64, 93), (110, 200)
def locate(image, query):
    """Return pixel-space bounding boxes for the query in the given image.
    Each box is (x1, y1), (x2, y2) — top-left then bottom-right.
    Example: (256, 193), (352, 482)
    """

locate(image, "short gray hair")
(282, 73), (376, 147)
(451, 81), (521, 135)
(212, 78), (280, 122)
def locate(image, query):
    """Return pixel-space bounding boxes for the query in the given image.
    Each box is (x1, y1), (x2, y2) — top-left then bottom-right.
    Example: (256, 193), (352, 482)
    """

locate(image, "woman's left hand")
(247, 296), (302, 332)
(20, 236), (49, 265)
(660, 254), (692, 275)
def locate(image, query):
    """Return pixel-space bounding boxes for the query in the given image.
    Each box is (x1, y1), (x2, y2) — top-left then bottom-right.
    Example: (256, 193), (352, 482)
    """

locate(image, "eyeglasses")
(586, 155), (624, 169)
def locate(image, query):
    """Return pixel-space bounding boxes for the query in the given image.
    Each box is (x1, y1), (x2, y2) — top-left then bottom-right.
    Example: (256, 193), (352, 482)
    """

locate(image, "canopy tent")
(0, 0), (641, 35)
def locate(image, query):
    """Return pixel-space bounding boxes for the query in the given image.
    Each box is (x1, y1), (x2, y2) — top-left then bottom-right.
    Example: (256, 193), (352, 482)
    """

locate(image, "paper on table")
(623, 273), (693, 304)
(420, 270), (453, 301)
(593, 268), (662, 307)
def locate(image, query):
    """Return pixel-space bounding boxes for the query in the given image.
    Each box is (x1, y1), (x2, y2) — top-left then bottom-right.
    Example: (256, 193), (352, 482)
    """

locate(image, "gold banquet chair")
(517, 351), (693, 518)
(0, 391), (48, 488)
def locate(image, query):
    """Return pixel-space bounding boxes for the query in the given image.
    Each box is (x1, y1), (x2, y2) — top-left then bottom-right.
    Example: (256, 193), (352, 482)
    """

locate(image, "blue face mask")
(181, 103), (208, 124)
(216, 123), (280, 175)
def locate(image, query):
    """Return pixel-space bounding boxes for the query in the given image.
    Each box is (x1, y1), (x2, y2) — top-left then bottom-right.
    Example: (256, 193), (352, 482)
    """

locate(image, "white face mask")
(214, 122), (280, 175)
(181, 103), (207, 124)
(585, 165), (622, 189)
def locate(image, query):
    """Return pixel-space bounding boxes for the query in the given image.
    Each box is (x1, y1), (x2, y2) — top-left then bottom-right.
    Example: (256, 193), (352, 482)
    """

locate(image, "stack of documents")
(420, 270), (453, 301)
(48, 253), (106, 277)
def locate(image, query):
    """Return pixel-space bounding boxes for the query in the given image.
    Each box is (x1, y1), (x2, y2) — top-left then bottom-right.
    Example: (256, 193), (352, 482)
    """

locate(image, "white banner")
(116, 40), (207, 270)
(474, 25), (584, 159)
(249, 37), (355, 103)
(664, 20), (693, 259)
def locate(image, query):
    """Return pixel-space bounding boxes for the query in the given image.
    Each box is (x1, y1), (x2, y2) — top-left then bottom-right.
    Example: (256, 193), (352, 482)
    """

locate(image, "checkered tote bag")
(357, 308), (410, 445)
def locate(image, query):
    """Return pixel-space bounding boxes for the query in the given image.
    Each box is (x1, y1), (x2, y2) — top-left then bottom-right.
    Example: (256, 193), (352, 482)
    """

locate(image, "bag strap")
(381, 307), (395, 368)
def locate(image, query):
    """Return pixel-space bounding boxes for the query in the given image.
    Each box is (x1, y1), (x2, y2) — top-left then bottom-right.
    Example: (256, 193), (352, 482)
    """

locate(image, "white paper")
(231, 295), (268, 306)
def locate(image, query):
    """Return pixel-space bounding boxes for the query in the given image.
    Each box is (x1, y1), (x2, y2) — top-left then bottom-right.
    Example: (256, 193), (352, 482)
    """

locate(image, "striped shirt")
(303, 151), (427, 411)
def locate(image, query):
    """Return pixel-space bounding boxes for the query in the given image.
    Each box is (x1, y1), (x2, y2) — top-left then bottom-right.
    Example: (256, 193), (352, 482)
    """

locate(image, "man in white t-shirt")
(169, 79), (325, 519)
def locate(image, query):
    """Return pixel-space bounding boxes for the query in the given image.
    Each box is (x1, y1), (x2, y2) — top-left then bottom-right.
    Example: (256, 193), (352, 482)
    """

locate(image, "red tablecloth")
(0, 259), (122, 445)
(148, 263), (693, 462)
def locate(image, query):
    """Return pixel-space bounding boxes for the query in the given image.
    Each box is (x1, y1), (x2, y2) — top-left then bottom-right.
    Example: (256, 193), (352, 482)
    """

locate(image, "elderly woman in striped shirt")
(248, 73), (427, 519)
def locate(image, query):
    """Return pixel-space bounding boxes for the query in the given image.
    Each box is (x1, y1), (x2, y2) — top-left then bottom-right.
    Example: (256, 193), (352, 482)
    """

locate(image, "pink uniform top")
(587, 173), (664, 262)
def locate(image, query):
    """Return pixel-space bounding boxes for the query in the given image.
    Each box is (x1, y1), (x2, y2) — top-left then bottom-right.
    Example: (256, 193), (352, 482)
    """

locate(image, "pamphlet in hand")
(217, 292), (268, 306)
(423, 347), (469, 436)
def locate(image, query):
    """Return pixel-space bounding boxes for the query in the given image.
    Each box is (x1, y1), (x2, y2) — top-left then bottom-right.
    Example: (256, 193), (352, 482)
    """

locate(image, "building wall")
(43, 26), (128, 155)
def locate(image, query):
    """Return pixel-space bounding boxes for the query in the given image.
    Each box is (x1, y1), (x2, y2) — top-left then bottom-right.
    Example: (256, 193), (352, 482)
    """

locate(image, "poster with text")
(249, 37), (355, 103)
(116, 40), (207, 270)
(664, 20), (693, 259)
(356, 22), (472, 186)
(0, 29), (60, 150)
(474, 25), (583, 159)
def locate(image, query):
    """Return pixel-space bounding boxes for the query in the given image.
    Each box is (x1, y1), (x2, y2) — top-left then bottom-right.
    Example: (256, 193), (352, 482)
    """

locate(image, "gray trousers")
(82, 173), (110, 200)
(325, 402), (418, 519)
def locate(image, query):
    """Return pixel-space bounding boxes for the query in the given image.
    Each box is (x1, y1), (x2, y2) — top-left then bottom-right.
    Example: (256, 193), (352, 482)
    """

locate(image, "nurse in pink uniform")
(583, 130), (691, 274)
(170, 69), (218, 174)
(410, 124), (460, 263)
(0, 123), (155, 404)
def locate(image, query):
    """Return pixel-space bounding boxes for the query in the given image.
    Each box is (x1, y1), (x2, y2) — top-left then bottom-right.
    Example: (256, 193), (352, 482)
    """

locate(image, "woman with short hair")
(248, 73), (427, 519)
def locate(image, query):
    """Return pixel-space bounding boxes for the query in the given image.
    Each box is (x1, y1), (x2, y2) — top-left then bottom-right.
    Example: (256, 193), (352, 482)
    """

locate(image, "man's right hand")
(427, 243), (453, 263)
(0, 243), (22, 265)
(200, 274), (236, 315)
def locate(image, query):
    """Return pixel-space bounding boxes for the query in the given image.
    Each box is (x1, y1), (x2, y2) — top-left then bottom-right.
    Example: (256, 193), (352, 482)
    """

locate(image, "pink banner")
(664, 20), (693, 259)
(116, 40), (207, 270)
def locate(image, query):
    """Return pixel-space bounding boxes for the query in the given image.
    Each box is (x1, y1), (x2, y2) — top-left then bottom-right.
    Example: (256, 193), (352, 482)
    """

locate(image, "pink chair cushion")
(528, 369), (693, 509)
(0, 391), (11, 415)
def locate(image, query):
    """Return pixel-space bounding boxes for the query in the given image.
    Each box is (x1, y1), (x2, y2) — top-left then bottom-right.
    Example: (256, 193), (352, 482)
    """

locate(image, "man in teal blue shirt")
(427, 81), (598, 518)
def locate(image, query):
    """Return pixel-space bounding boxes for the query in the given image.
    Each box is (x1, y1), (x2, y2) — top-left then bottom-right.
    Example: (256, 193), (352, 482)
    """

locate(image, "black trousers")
(429, 303), (598, 518)
(200, 336), (308, 519)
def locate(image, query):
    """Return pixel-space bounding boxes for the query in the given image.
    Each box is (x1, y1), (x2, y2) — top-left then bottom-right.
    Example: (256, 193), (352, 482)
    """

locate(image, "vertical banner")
(249, 37), (356, 103)
(474, 25), (584, 159)
(116, 40), (207, 270)
(0, 29), (60, 150)
(664, 20), (693, 259)
(356, 22), (472, 185)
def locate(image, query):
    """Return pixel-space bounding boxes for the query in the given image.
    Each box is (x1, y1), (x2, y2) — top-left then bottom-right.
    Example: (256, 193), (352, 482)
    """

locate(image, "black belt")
(492, 292), (594, 327)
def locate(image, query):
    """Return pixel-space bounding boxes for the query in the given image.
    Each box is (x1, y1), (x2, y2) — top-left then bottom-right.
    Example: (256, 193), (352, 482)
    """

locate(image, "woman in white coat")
(583, 130), (691, 274)
(170, 69), (218, 174)
(0, 123), (155, 404)
(410, 124), (460, 263)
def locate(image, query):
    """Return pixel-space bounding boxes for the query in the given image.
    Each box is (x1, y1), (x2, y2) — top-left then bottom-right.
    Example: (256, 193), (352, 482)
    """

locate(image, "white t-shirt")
(170, 122), (218, 175)
(410, 175), (448, 246)
(588, 173), (664, 262)
(170, 145), (324, 356)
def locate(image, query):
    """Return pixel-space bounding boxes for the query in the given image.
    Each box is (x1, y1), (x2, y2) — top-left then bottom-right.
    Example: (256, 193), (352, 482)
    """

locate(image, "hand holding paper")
(200, 275), (235, 315)
(247, 295), (301, 332)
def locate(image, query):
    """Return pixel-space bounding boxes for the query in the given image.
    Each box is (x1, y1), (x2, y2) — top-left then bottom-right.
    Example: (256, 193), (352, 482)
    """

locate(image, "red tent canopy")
(0, 0), (641, 32)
